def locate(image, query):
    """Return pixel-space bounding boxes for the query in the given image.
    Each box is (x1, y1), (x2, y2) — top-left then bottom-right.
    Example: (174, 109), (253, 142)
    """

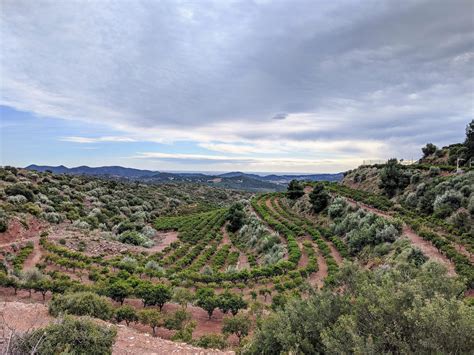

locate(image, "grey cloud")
(272, 113), (288, 120)
(1, 0), (473, 153)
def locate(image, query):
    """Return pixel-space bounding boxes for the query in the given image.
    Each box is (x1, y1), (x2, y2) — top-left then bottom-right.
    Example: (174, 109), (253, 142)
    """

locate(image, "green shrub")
(287, 180), (304, 200)
(49, 292), (114, 320)
(193, 333), (227, 349)
(10, 316), (116, 355)
(5, 183), (35, 201)
(0, 217), (8, 233)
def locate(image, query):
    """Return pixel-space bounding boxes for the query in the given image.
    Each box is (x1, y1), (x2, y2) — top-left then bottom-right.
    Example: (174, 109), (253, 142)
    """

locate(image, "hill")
(25, 165), (343, 192)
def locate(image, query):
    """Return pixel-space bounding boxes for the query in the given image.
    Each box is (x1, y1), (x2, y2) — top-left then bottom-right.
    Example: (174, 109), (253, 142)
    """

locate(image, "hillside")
(2, 150), (474, 353)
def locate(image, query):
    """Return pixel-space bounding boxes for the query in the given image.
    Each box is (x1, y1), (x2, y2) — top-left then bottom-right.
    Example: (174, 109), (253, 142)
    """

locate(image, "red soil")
(149, 231), (179, 252)
(0, 217), (44, 247)
(311, 247), (328, 289)
(237, 252), (249, 269)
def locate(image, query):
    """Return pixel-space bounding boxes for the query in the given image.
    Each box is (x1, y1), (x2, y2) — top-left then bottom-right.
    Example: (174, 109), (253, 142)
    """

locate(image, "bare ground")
(0, 216), (44, 247)
(311, 247), (328, 289)
(237, 252), (249, 269)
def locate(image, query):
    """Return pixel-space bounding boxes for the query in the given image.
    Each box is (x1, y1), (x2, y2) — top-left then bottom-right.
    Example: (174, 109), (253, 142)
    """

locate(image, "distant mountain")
(25, 165), (342, 192)
(26, 164), (157, 178)
(218, 171), (262, 179)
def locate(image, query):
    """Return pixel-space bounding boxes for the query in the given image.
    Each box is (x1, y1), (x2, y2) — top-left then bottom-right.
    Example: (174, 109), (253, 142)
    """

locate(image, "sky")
(0, 0), (473, 173)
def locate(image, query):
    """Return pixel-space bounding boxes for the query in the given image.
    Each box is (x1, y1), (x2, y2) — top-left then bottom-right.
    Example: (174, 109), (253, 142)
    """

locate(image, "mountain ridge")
(25, 164), (343, 192)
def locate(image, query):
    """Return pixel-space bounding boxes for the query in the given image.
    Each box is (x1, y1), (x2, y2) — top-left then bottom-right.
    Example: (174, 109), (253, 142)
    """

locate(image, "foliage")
(379, 159), (410, 197)
(309, 182), (330, 213)
(193, 333), (228, 349)
(226, 202), (246, 232)
(222, 314), (251, 344)
(287, 180), (304, 200)
(422, 143), (437, 157)
(49, 292), (114, 320)
(105, 280), (133, 305)
(195, 288), (219, 319)
(5, 183), (35, 202)
(164, 308), (192, 330)
(118, 231), (153, 247)
(330, 199), (402, 255)
(10, 316), (116, 355)
(465, 119), (474, 158)
(217, 291), (248, 315)
(245, 262), (472, 354)
(138, 308), (162, 336)
(114, 305), (138, 325)
(173, 287), (194, 309)
(135, 282), (172, 310)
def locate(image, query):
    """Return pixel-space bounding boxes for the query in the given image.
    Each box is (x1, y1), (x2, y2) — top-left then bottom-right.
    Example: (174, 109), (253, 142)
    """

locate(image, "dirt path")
(0, 301), (233, 354)
(298, 236), (328, 289)
(237, 252), (249, 269)
(311, 247), (328, 289)
(23, 238), (43, 270)
(296, 239), (308, 269)
(327, 241), (343, 266)
(221, 225), (231, 245)
(346, 199), (456, 275)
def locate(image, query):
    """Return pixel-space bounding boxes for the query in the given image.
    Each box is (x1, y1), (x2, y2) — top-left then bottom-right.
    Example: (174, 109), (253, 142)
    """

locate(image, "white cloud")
(60, 136), (136, 144)
(133, 151), (361, 173)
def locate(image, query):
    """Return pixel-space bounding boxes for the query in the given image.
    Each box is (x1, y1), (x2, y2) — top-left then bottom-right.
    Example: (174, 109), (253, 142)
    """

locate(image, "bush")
(0, 217), (8, 233)
(429, 166), (441, 177)
(194, 333), (227, 349)
(433, 189), (463, 218)
(10, 316), (116, 355)
(49, 292), (114, 320)
(5, 183), (35, 201)
(222, 314), (251, 344)
(328, 197), (348, 219)
(118, 231), (151, 247)
(226, 203), (246, 232)
(23, 202), (42, 216)
(379, 159), (410, 197)
(309, 183), (330, 213)
(247, 263), (472, 354)
(287, 180), (304, 200)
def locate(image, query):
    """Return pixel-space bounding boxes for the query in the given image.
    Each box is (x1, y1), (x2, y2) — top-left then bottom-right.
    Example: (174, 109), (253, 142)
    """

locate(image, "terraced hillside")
(1, 163), (473, 353)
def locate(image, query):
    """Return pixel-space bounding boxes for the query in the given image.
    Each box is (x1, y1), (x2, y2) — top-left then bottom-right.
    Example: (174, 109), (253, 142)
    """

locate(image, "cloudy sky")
(1, 0), (473, 173)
